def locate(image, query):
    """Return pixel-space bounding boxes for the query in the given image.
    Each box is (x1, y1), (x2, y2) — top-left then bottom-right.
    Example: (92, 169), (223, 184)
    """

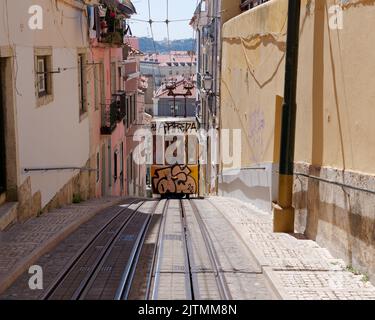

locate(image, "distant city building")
(140, 51), (197, 87)
(153, 78), (197, 118)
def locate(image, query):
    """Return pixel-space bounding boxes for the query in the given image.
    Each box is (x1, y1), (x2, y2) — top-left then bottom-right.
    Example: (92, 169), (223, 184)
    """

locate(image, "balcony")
(100, 92), (126, 135)
(92, 1), (136, 46)
(100, 101), (118, 135)
(113, 91), (126, 119)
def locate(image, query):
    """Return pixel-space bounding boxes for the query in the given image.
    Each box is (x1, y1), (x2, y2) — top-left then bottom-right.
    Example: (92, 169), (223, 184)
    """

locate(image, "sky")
(128, 0), (198, 40)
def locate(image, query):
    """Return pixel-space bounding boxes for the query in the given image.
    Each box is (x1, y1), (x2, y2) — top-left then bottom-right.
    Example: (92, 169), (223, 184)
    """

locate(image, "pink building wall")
(89, 44), (127, 197)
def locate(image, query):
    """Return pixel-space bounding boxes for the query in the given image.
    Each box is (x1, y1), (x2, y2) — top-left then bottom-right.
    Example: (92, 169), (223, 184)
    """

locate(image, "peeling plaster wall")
(220, 0), (375, 281)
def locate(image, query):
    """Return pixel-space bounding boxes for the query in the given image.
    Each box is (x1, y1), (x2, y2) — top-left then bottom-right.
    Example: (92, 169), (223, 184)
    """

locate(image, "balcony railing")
(240, 0), (269, 11)
(113, 91), (126, 119)
(100, 101), (118, 135)
(100, 92), (127, 135)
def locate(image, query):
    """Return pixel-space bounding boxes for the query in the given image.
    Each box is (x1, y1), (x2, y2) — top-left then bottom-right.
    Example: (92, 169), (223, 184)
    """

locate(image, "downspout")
(273, 0), (301, 233)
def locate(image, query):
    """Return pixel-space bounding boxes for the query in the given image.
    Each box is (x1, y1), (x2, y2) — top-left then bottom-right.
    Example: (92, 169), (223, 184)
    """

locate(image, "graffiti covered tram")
(151, 117), (200, 198)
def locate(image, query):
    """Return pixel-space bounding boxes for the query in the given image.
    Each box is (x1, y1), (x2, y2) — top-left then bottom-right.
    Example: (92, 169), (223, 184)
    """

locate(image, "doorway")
(101, 144), (106, 196)
(0, 59), (6, 197)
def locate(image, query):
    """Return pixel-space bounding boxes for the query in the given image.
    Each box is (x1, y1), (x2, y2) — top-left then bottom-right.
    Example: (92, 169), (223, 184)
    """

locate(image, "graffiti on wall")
(249, 108), (265, 163)
(152, 165), (198, 195)
(151, 122), (198, 135)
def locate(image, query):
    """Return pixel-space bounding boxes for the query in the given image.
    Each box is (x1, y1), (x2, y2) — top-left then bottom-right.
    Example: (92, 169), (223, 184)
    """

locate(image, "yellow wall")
(221, 0), (375, 175)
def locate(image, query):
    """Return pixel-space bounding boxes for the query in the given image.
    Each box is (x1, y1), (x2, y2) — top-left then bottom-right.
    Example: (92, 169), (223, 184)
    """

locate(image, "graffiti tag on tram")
(152, 165), (198, 195)
(151, 122), (198, 135)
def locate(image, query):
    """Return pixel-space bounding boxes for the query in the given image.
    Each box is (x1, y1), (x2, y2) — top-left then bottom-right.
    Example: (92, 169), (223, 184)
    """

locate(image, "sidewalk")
(0, 196), (126, 295)
(208, 197), (375, 300)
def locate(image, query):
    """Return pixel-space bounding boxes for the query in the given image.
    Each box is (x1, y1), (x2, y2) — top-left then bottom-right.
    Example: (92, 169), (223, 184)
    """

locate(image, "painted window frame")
(77, 49), (88, 118)
(34, 47), (53, 107)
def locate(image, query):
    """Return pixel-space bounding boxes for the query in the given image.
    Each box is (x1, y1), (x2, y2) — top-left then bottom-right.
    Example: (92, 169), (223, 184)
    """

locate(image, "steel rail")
(179, 200), (196, 300)
(41, 199), (143, 300)
(144, 200), (169, 300)
(150, 200), (170, 300)
(187, 200), (232, 300)
(75, 201), (147, 300)
(114, 200), (161, 300)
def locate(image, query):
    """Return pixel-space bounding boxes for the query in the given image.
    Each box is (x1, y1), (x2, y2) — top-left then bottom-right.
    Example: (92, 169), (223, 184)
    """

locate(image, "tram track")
(187, 199), (232, 300)
(42, 199), (159, 300)
(147, 198), (232, 300)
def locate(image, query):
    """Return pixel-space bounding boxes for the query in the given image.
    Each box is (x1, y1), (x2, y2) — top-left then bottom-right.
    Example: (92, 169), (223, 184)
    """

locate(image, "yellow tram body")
(151, 164), (199, 196)
(150, 117), (199, 197)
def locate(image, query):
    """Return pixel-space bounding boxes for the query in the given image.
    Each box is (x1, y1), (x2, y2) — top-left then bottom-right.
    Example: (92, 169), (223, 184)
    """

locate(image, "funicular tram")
(150, 117), (200, 198)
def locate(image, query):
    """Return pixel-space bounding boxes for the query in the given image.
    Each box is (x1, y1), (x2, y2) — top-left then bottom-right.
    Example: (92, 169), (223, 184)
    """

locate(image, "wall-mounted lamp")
(202, 71), (213, 92)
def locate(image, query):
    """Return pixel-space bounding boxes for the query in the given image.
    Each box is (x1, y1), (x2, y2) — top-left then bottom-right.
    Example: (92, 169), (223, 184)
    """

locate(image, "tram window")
(187, 134), (198, 165)
(172, 136), (178, 157)
(153, 133), (156, 165)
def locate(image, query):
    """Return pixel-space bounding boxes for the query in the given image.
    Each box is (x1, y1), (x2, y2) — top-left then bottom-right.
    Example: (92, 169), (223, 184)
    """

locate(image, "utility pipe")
(273, 0), (301, 233)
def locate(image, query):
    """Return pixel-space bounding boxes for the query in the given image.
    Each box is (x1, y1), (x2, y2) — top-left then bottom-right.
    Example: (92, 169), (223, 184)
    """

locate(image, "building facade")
(140, 52), (197, 88)
(219, 0), (375, 282)
(191, 0), (222, 196)
(152, 79), (197, 118)
(0, 0), (93, 225)
(87, 0), (139, 199)
(0, 0), (145, 230)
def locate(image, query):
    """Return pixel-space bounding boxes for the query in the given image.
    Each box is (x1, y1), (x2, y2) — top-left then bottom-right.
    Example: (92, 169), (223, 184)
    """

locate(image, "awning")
(101, 0), (136, 15)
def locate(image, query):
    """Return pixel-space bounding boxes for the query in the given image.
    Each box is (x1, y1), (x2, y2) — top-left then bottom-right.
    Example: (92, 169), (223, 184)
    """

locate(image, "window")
(127, 153), (133, 183)
(130, 95), (133, 124)
(132, 95), (136, 124)
(78, 53), (87, 115)
(94, 64), (100, 110)
(35, 48), (53, 106)
(114, 151), (118, 181)
(110, 62), (116, 94)
(100, 62), (105, 106)
(37, 57), (47, 97)
(126, 96), (130, 128)
(118, 66), (123, 91)
(120, 142), (124, 191)
(108, 144), (112, 187)
(96, 152), (100, 183)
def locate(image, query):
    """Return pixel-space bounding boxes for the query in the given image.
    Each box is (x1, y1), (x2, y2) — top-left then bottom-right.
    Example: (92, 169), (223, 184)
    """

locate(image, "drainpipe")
(273, 0), (301, 233)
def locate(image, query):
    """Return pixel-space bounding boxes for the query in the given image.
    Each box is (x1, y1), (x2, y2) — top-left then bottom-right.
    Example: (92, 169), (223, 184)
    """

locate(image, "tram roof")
(151, 117), (197, 123)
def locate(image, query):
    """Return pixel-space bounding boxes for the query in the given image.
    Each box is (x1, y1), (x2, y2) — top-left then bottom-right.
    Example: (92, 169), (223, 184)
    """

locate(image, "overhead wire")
(189, 0), (201, 78)
(166, 0), (174, 80)
(146, 0), (165, 91)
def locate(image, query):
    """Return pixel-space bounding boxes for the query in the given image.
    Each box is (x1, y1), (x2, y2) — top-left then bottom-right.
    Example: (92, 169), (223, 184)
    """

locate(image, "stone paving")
(0, 196), (127, 297)
(207, 197), (375, 300)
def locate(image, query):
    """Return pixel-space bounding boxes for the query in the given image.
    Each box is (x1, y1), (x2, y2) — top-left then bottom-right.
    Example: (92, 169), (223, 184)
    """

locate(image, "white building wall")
(0, 0), (90, 207)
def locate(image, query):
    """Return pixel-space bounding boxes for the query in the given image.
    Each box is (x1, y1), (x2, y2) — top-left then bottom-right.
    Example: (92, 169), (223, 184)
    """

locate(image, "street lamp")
(166, 79), (177, 93)
(202, 72), (213, 93)
(167, 79), (194, 117)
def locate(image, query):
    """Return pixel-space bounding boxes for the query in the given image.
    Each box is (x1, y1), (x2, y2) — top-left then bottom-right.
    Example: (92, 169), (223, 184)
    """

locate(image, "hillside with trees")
(139, 37), (195, 53)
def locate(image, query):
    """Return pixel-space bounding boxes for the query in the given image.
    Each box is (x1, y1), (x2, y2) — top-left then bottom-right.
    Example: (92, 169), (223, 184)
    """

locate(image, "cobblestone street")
(0, 196), (374, 300)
